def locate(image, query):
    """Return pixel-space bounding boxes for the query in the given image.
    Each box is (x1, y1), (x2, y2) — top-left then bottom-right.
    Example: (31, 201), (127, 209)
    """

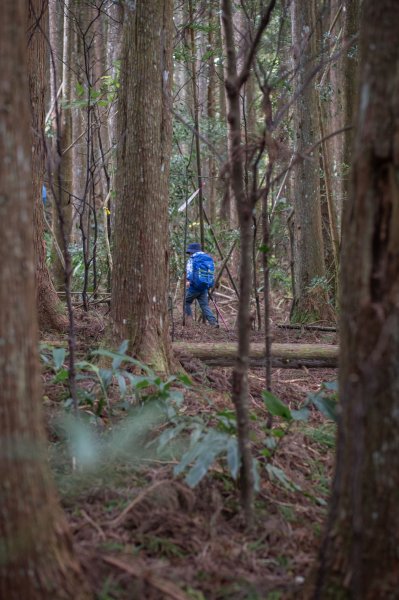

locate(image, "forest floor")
(42, 302), (338, 600)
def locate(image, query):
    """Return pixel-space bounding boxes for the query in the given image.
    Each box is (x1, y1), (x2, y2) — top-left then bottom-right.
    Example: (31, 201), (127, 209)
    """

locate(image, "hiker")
(185, 242), (218, 327)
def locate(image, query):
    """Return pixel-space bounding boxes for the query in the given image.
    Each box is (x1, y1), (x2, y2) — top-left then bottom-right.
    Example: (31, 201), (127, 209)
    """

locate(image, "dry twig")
(102, 555), (189, 600)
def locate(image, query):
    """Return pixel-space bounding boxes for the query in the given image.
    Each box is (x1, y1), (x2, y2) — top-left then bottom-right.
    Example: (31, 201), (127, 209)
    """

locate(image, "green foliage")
(302, 422), (336, 449)
(40, 341), (186, 416)
(269, 258), (291, 293)
(307, 275), (333, 296)
(262, 390), (309, 422)
(173, 428), (241, 487)
(41, 342), (329, 507)
(308, 380), (338, 422)
(71, 67), (120, 110)
(260, 391), (330, 504)
(160, 389), (309, 493)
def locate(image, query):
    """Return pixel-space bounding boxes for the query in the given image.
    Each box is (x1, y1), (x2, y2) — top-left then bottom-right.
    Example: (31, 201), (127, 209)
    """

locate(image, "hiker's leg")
(197, 290), (217, 324)
(185, 286), (199, 317)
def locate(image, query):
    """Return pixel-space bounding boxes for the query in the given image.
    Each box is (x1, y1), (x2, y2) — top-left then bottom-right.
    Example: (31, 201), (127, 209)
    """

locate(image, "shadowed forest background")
(1, 1), (399, 599)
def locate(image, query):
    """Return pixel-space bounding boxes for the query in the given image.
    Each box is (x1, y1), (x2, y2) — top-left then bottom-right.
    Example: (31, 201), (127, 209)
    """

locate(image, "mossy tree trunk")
(111, 0), (175, 372)
(313, 2), (399, 597)
(0, 3), (91, 598)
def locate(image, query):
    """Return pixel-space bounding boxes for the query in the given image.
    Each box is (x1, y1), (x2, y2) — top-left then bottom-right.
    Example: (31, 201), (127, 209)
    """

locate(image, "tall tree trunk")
(221, 0), (255, 526)
(106, 0), (123, 154)
(111, 0), (175, 372)
(341, 0), (360, 208)
(188, 0), (205, 247)
(290, 0), (333, 323)
(313, 2), (399, 598)
(326, 0), (345, 220)
(29, 0), (67, 331)
(220, 5), (238, 228)
(207, 2), (218, 223)
(52, 0), (73, 289)
(0, 2), (91, 597)
(217, 9), (230, 224)
(48, 0), (62, 128)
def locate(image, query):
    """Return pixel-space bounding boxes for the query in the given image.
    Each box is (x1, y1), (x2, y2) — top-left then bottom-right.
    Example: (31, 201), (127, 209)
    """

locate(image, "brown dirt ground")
(43, 305), (337, 600)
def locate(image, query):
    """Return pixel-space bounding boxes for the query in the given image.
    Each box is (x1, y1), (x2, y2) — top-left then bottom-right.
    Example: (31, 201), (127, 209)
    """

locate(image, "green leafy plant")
(41, 343), (326, 501)
(308, 380), (338, 422)
(260, 390), (327, 501)
(161, 391), (308, 491)
(40, 340), (186, 416)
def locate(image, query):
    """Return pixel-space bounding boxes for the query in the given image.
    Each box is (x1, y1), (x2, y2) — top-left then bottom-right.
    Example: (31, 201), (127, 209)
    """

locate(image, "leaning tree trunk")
(29, 0), (67, 332)
(111, 0), (175, 372)
(0, 3), (91, 598)
(290, 0), (333, 323)
(312, 2), (399, 598)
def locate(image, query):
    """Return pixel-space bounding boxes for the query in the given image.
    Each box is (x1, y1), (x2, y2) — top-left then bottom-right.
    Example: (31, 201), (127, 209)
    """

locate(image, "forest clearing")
(1, 0), (399, 599)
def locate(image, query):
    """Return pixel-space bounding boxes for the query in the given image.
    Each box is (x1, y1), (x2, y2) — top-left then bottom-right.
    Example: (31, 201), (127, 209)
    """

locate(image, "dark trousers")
(185, 286), (217, 324)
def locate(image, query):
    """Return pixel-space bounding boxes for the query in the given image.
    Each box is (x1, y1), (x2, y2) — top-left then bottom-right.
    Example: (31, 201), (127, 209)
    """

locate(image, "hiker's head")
(186, 242), (201, 255)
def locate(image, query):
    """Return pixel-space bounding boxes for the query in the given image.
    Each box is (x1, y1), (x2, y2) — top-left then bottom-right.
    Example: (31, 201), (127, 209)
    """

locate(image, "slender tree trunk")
(207, 2), (218, 223)
(29, 0), (67, 331)
(313, 2), (399, 598)
(70, 3), (88, 247)
(52, 0), (73, 289)
(173, 1), (189, 157)
(105, 0), (123, 279)
(316, 0), (343, 297)
(0, 3), (91, 597)
(217, 12), (230, 225)
(107, 1), (123, 154)
(341, 0), (360, 209)
(111, 0), (175, 372)
(290, 0), (333, 323)
(188, 0), (205, 247)
(48, 0), (62, 129)
(326, 0), (345, 220)
(221, 0), (255, 526)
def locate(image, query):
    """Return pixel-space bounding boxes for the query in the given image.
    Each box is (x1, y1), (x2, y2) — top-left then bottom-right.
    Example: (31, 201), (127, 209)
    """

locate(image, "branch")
(237, 0), (277, 89)
(269, 125), (353, 190)
(171, 107), (225, 164)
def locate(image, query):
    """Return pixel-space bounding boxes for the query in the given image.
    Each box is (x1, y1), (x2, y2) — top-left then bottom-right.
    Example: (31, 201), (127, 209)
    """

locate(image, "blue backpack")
(192, 253), (215, 290)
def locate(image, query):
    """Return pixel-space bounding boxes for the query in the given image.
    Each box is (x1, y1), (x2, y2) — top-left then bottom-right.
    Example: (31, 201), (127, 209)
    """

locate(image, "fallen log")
(277, 323), (337, 332)
(173, 342), (338, 369)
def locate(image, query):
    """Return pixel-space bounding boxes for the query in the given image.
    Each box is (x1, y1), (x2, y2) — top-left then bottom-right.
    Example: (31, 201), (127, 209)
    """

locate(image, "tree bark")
(313, 2), (399, 597)
(323, 0), (345, 224)
(188, 0), (205, 247)
(0, 3), (91, 597)
(290, 0), (333, 323)
(207, 1), (218, 223)
(341, 0), (360, 208)
(221, 0), (255, 526)
(111, 0), (175, 372)
(29, 0), (67, 332)
(52, 0), (73, 289)
(106, 0), (123, 191)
